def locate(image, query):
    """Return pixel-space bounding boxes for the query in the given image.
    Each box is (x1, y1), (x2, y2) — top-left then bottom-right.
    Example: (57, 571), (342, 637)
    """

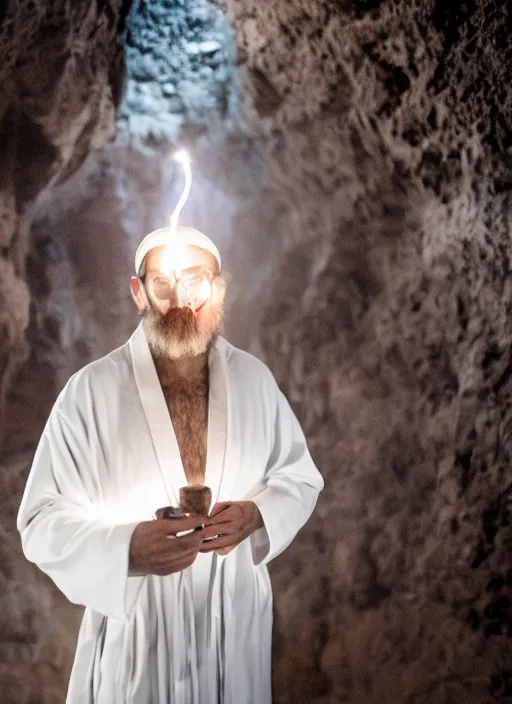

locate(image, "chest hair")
(161, 374), (209, 486)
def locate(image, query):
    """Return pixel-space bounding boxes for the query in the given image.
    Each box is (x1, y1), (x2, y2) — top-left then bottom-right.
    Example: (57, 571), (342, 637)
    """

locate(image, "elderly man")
(17, 225), (324, 704)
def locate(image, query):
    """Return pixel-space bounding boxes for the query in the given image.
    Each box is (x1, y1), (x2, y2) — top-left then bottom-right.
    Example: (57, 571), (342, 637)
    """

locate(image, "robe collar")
(128, 322), (229, 512)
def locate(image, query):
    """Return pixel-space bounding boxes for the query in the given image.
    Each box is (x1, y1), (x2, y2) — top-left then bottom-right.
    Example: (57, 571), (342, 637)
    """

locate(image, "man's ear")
(130, 277), (145, 313)
(212, 275), (227, 306)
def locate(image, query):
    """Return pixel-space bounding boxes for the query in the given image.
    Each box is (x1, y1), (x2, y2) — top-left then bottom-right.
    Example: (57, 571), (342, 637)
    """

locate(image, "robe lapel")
(129, 323), (186, 507)
(203, 341), (228, 508)
(213, 339), (241, 504)
(129, 324), (233, 513)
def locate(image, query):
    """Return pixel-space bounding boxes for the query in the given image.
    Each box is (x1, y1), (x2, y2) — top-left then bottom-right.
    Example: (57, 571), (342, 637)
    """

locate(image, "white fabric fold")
(18, 412), (144, 622)
(17, 323), (323, 703)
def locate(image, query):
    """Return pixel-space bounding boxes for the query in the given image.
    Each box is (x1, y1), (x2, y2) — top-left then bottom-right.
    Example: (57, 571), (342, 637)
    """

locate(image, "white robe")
(17, 323), (324, 703)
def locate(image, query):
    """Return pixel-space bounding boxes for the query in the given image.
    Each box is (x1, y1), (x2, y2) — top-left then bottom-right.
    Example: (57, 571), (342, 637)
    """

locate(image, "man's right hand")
(129, 515), (206, 576)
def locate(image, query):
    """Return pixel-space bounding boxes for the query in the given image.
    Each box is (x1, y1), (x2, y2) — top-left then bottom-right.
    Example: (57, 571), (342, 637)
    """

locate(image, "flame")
(162, 149), (192, 276)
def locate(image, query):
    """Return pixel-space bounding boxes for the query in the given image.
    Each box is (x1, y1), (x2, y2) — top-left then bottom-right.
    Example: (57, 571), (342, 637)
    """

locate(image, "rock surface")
(0, 0), (130, 425)
(0, 2), (131, 701)
(222, 0), (512, 701)
(1, 0), (512, 703)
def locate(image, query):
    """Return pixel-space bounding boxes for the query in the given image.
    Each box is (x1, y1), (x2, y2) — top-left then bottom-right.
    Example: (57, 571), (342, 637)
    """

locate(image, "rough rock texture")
(118, 0), (237, 141)
(2, 0), (512, 703)
(222, 0), (512, 702)
(0, 1), (130, 425)
(0, 2), (131, 701)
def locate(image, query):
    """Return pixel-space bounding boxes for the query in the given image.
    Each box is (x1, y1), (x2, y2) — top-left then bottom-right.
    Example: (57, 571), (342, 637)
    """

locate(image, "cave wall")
(0, 2), (132, 700)
(0, 0), (131, 419)
(222, 0), (512, 702)
(1, 0), (512, 703)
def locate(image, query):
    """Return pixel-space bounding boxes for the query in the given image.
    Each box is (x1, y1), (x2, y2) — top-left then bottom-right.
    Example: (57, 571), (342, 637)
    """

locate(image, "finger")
(155, 552), (198, 575)
(160, 515), (206, 536)
(206, 506), (238, 527)
(174, 528), (205, 549)
(160, 528), (204, 553)
(199, 535), (238, 553)
(202, 525), (224, 540)
(209, 502), (232, 518)
(206, 512), (233, 525)
(154, 542), (199, 566)
(205, 513), (234, 528)
(154, 543), (202, 573)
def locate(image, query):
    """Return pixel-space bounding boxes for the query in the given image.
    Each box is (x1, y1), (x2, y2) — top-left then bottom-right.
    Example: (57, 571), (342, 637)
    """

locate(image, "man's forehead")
(144, 244), (219, 273)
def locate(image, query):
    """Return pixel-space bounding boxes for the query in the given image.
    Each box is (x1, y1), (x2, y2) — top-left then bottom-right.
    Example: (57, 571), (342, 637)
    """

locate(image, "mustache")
(144, 303), (198, 338)
(142, 294), (225, 361)
(161, 305), (195, 324)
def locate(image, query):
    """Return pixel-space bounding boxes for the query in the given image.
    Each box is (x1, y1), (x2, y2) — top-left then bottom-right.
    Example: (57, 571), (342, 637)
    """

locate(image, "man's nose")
(166, 284), (180, 306)
(166, 279), (192, 309)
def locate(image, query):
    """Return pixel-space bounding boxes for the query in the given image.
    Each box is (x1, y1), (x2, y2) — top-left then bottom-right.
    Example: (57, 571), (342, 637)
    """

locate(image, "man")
(17, 224), (324, 703)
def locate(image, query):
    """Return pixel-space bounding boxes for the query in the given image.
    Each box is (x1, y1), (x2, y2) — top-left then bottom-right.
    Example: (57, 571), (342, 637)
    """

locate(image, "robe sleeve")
(17, 405), (144, 622)
(249, 387), (324, 566)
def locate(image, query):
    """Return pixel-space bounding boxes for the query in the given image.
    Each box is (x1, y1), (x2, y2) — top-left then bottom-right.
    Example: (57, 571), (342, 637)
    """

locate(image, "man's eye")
(183, 277), (203, 287)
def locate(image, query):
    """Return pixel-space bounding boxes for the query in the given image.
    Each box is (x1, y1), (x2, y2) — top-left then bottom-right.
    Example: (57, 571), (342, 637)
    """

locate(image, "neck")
(153, 351), (209, 386)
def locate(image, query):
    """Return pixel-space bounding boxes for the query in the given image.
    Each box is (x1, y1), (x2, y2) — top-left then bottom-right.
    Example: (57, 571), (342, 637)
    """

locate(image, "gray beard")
(142, 302), (223, 361)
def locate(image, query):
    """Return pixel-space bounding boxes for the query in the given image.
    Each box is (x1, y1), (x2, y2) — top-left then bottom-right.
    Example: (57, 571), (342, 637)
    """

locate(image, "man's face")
(134, 244), (226, 360)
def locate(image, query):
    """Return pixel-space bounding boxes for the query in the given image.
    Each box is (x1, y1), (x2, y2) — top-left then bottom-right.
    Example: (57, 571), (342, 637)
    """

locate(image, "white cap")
(134, 225), (222, 275)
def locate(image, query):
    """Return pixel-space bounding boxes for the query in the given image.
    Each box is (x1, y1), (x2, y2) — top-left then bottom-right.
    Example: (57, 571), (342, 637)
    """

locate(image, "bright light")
(88, 481), (163, 525)
(161, 149), (193, 277)
(161, 236), (187, 276)
(173, 149), (190, 166)
(169, 149), (192, 237)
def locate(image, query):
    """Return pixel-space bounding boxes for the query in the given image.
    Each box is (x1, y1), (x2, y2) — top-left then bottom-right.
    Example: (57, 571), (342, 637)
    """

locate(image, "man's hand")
(129, 515), (206, 576)
(200, 501), (263, 556)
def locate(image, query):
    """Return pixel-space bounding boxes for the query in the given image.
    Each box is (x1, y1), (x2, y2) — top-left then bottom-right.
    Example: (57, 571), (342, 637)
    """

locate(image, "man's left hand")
(200, 501), (263, 556)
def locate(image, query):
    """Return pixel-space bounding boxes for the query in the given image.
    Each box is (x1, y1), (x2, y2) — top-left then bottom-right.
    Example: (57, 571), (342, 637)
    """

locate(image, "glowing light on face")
(137, 149), (214, 315)
(161, 235), (187, 277)
(161, 149), (192, 277)
(199, 278), (211, 302)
